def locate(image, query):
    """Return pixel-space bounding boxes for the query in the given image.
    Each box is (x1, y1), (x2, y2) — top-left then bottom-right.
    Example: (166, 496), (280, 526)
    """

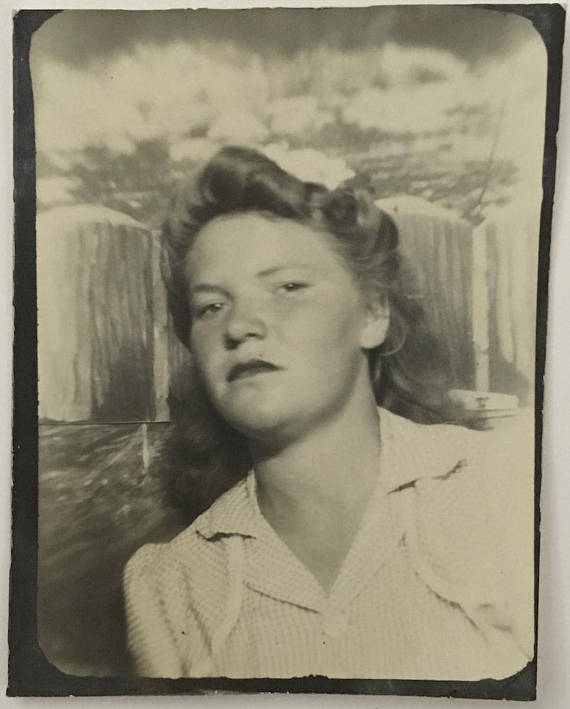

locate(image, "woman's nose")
(224, 302), (268, 347)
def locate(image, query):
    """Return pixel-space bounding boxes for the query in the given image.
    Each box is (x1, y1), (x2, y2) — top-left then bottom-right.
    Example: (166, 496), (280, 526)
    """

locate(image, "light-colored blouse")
(123, 407), (534, 680)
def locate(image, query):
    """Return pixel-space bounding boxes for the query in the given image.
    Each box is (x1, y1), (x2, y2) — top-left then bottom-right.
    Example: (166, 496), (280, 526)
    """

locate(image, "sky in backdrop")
(31, 7), (547, 222)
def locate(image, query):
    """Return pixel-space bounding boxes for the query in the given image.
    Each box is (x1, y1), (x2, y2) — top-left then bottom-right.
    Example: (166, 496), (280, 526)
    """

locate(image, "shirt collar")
(194, 471), (259, 540)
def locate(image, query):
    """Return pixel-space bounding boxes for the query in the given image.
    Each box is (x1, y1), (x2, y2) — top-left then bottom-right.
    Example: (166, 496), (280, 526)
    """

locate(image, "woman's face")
(185, 212), (389, 442)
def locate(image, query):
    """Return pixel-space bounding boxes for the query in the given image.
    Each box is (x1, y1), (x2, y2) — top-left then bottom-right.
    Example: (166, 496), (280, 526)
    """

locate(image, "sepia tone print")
(22, 4), (556, 695)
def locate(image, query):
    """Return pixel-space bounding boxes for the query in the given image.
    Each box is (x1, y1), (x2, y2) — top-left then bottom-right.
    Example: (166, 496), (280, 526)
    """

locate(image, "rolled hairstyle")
(161, 146), (452, 522)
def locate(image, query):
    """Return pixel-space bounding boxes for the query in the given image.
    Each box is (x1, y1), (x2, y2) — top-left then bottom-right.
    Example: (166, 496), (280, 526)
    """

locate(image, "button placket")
(321, 607), (349, 638)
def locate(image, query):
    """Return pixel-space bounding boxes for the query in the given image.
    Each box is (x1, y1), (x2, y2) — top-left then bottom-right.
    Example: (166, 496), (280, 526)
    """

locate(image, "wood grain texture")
(150, 232), (171, 421)
(38, 209), (155, 422)
(482, 208), (539, 406)
(392, 213), (475, 390)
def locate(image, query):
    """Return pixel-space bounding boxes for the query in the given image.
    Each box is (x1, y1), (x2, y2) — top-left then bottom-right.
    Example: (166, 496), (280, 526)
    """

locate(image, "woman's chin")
(221, 403), (292, 441)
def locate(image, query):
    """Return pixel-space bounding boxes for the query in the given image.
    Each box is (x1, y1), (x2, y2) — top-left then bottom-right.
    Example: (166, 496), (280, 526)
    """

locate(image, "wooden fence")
(37, 205), (189, 423)
(37, 201), (539, 423)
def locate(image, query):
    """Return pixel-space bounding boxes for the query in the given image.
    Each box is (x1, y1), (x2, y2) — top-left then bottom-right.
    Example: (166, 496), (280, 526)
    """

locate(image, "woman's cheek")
(191, 317), (219, 343)
(310, 300), (359, 346)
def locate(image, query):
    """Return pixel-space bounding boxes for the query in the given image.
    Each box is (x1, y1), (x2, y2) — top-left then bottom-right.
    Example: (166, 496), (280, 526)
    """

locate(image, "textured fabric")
(123, 407), (534, 680)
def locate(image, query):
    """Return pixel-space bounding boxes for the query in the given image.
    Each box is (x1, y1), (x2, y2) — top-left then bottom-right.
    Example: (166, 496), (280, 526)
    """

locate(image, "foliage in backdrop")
(32, 7), (546, 227)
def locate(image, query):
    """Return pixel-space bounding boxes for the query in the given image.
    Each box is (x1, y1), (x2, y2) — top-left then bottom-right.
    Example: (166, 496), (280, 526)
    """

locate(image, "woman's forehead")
(186, 212), (346, 278)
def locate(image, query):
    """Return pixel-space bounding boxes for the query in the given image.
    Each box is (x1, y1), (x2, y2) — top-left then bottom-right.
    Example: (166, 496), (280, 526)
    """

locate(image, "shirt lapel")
(327, 407), (462, 611)
(196, 470), (326, 612)
(243, 472), (327, 612)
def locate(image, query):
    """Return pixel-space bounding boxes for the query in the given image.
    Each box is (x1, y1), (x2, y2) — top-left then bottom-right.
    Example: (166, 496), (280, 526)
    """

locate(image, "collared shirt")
(123, 408), (534, 680)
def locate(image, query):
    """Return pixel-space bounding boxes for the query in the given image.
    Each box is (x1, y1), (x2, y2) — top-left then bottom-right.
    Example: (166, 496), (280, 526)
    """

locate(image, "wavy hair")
(161, 146), (452, 522)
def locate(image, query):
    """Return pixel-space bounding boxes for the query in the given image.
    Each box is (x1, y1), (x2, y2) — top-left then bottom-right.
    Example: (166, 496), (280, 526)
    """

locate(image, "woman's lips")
(227, 360), (281, 382)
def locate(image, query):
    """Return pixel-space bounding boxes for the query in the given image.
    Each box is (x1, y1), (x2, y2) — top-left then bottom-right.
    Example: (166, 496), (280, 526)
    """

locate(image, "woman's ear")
(360, 295), (390, 350)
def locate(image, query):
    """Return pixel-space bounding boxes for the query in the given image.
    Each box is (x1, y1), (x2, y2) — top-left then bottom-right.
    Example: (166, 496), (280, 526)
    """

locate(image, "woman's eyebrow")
(257, 264), (313, 278)
(190, 265), (316, 296)
(189, 283), (231, 298)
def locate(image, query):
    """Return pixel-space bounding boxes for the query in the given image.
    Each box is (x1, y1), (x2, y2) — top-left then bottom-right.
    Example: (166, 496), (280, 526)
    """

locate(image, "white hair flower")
(260, 142), (355, 190)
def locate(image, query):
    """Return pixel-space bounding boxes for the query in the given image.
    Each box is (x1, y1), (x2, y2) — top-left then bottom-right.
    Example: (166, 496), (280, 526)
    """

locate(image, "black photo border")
(9, 4), (565, 699)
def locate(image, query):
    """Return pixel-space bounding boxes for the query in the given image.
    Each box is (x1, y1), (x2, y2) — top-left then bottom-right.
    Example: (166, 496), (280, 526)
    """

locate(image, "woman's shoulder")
(124, 475), (252, 589)
(385, 408), (535, 558)
(389, 409), (536, 662)
(411, 410), (534, 520)
(380, 406), (534, 490)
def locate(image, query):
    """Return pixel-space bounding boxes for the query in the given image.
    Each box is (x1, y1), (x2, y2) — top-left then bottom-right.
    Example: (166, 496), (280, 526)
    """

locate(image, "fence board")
(479, 208), (540, 406)
(38, 207), (155, 423)
(387, 212), (475, 390)
(150, 232), (171, 421)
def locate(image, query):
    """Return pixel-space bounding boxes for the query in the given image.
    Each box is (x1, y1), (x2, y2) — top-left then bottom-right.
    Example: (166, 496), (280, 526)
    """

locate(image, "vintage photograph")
(12, 2), (562, 697)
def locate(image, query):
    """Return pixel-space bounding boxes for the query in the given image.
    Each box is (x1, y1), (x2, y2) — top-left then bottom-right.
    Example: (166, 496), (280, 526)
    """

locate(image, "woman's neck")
(250, 388), (382, 529)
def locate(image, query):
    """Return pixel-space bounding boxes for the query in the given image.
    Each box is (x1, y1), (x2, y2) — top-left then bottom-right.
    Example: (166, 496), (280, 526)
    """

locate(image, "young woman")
(123, 146), (534, 680)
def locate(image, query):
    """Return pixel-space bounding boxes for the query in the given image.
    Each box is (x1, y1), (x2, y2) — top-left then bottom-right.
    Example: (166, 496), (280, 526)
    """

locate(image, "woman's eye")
(195, 302), (225, 319)
(278, 282), (308, 295)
